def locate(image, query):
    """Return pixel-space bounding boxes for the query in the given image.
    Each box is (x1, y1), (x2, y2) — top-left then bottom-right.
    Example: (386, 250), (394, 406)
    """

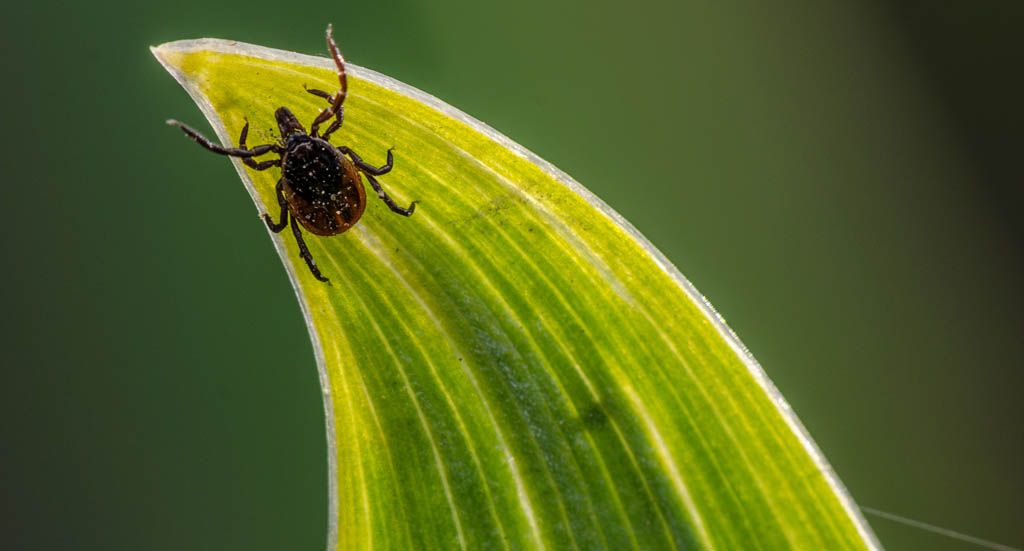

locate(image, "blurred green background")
(2, 1), (1021, 549)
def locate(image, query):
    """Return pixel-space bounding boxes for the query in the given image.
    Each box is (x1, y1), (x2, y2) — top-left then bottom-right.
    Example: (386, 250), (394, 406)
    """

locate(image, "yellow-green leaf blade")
(153, 38), (878, 551)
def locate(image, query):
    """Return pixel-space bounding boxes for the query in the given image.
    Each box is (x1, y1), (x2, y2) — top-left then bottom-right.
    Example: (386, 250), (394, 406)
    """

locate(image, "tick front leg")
(320, 108), (345, 141)
(168, 120), (281, 159)
(304, 86), (333, 102)
(262, 180), (288, 233)
(364, 172), (417, 217)
(239, 119), (283, 170)
(304, 86), (346, 140)
(290, 213), (330, 284)
(339, 146), (393, 176)
(310, 92), (344, 138)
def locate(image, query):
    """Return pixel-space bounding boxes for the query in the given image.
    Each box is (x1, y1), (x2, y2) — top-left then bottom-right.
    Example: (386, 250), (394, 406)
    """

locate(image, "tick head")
(275, 107), (306, 139)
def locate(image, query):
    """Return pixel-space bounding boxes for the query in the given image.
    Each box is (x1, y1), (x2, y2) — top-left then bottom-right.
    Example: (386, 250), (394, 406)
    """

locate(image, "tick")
(167, 24), (416, 284)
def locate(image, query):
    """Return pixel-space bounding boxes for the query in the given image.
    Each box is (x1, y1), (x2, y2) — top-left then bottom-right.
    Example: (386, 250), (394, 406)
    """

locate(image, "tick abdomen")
(282, 137), (366, 236)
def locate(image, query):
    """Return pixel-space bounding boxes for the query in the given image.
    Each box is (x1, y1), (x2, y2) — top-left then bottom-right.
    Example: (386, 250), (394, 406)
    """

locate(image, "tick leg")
(340, 146), (412, 215)
(364, 172), (417, 216)
(325, 24), (348, 105)
(262, 180), (289, 233)
(238, 119), (253, 147)
(305, 87), (346, 137)
(239, 119), (283, 170)
(339, 146), (393, 176)
(304, 86), (333, 101)
(246, 158), (282, 170)
(304, 87), (346, 140)
(310, 92), (344, 138)
(168, 120), (281, 158)
(290, 212), (330, 283)
(306, 23), (349, 140)
(320, 107), (345, 141)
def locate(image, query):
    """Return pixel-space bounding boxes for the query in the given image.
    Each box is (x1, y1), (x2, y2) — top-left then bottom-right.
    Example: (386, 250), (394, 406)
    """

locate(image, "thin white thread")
(862, 506), (1022, 551)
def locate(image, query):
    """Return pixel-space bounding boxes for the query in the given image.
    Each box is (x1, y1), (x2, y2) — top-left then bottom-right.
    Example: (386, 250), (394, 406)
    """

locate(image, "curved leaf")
(153, 37), (879, 550)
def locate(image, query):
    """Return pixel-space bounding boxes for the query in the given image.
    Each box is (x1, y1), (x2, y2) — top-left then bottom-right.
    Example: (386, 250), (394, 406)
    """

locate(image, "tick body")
(278, 121), (366, 236)
(167, 24), (416, 284)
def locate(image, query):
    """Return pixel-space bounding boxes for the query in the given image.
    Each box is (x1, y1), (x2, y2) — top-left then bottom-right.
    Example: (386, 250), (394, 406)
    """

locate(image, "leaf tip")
(151, 43), (182, 71)
(149, 42), (168, 62)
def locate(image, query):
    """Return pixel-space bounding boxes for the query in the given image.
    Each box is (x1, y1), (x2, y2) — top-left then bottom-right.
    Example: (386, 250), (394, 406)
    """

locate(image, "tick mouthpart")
(275, 107), (306, 137)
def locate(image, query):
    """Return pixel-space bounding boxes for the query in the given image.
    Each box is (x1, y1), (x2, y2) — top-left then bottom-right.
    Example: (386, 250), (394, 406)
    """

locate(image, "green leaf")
(153, 37), (879, 551)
